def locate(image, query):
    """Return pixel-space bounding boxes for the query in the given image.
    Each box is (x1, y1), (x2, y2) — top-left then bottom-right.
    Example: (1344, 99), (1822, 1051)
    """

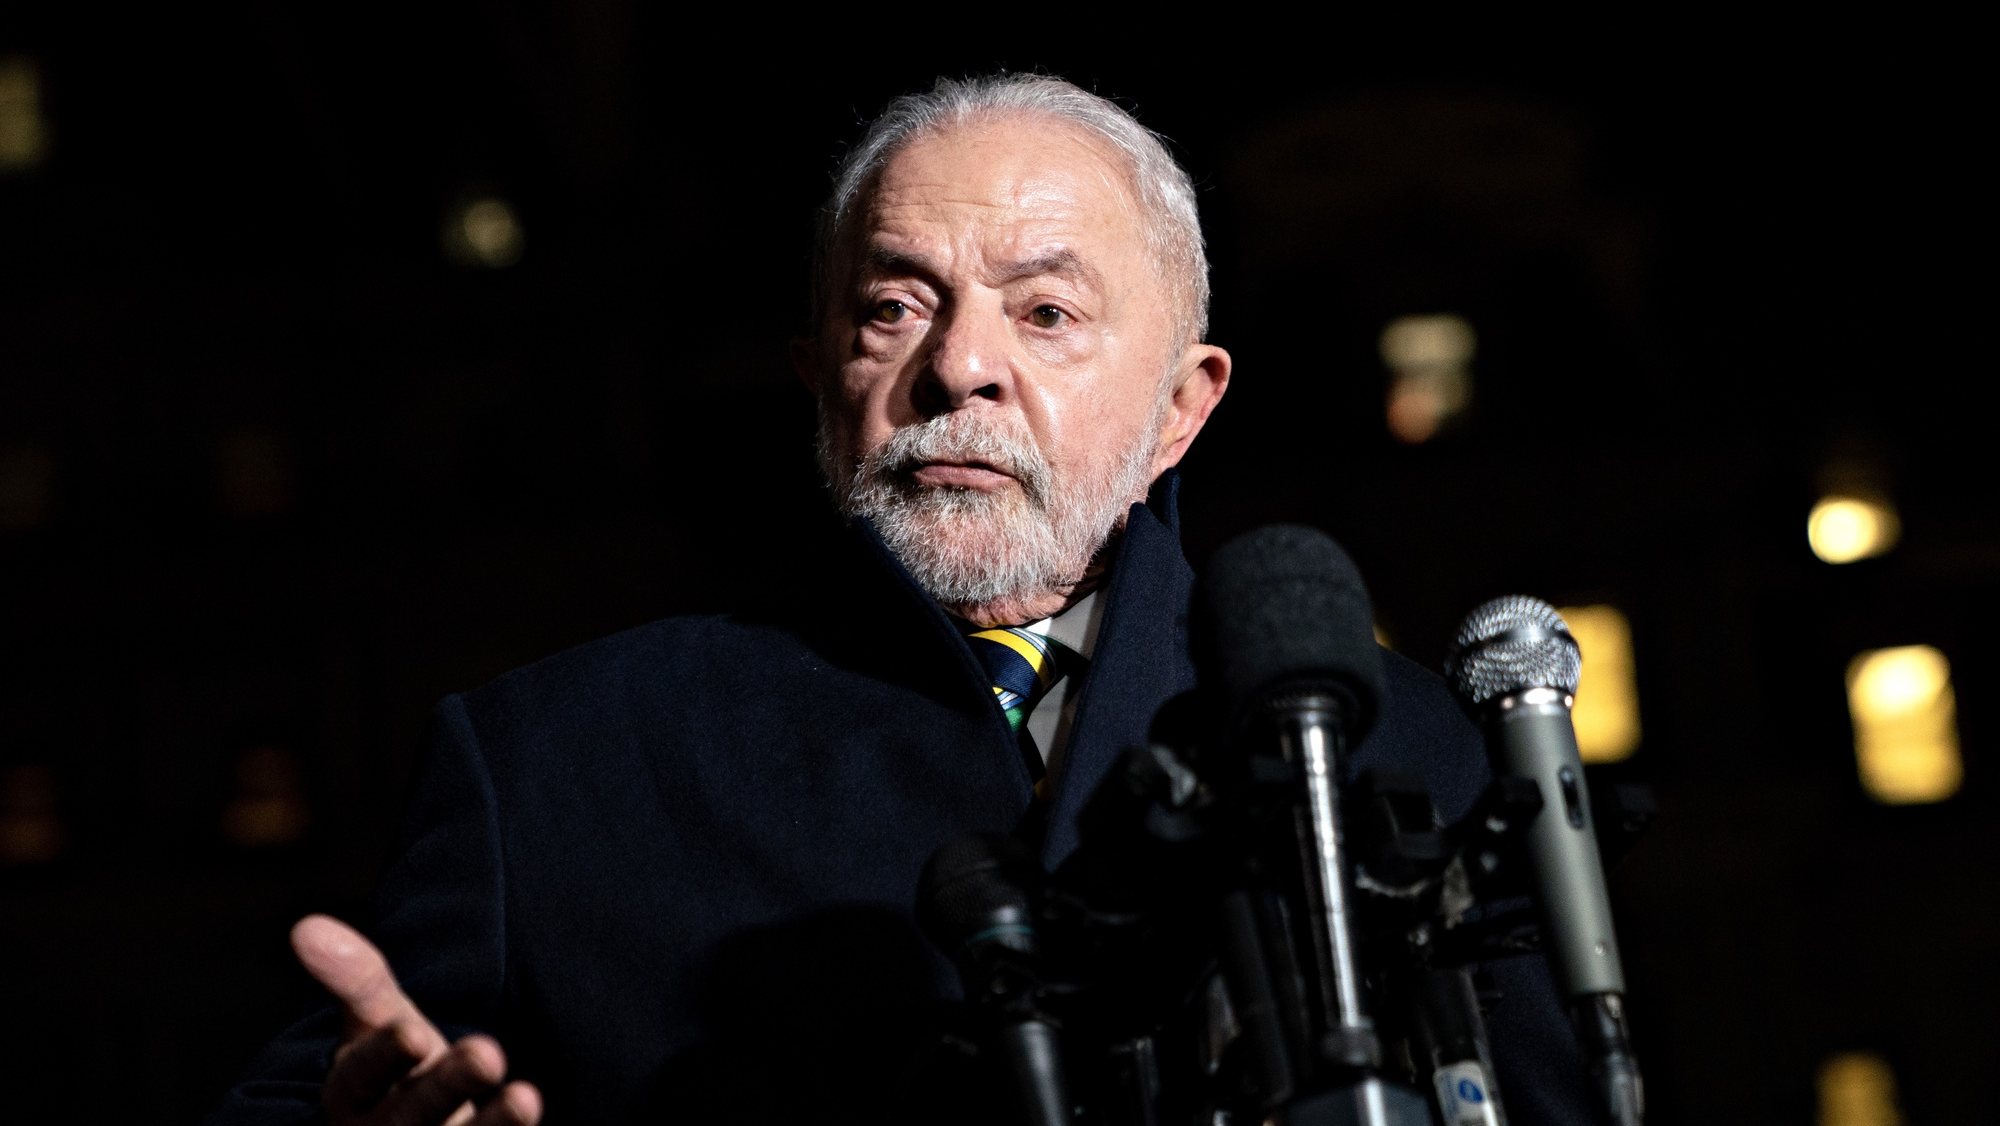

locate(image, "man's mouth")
(906, 460), (1016, 491)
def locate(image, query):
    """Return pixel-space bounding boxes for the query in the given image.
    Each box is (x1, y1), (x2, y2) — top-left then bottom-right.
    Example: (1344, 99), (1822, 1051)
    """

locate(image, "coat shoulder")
(1357, 646), (1490, 823)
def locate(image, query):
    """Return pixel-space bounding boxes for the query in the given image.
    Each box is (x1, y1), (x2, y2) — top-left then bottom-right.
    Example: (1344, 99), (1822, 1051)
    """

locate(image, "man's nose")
(917, 306), (1011, 414)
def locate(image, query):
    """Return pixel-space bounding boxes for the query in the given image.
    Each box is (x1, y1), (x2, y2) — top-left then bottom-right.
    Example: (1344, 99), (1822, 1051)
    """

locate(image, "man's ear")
(1150, 343), (1232, 477)
(790, 337), (821, 395)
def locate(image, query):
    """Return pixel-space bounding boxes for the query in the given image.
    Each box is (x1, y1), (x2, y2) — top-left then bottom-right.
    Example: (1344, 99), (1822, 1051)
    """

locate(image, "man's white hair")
(809, 72), (1212, 349)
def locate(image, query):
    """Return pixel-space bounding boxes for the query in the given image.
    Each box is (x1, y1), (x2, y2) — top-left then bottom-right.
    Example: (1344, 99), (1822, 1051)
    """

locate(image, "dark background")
(2, 9), (1991, 1124)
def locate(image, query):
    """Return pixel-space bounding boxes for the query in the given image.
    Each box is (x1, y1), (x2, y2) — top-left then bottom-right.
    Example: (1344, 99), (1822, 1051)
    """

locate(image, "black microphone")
(1443, 595), (1644, 1126)
(917, 832), (1073, 1126)
(1195, 525), (1428, 1125)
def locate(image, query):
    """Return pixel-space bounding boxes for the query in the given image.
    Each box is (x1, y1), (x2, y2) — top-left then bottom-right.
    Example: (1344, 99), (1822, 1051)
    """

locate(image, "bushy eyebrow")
(996, 249), (1104, 294)
(857, 246), (935, 287)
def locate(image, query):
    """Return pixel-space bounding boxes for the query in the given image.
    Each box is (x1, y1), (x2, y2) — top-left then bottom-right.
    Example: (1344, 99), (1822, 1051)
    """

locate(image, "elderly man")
(209, 74), (1595, 1125)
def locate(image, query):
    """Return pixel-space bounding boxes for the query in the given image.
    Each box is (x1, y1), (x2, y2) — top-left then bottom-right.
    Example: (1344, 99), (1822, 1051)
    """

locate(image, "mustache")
(869, 415), (1053, 507)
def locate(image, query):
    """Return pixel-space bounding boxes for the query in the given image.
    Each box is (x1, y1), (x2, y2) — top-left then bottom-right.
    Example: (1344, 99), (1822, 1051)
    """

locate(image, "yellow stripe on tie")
(970, 628), (1057, 688)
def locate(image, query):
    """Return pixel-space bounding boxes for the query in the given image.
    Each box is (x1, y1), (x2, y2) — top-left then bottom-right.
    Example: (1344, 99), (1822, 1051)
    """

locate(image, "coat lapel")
(1037, 475), (1199, 869)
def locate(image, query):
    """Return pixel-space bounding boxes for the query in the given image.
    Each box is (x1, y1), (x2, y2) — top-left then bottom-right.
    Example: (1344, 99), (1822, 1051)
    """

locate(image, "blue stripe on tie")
(968, 627), (1061, 737)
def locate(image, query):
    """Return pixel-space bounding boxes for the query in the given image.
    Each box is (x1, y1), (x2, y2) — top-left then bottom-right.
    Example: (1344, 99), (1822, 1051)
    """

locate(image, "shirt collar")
(1019, 589), (1102, 662)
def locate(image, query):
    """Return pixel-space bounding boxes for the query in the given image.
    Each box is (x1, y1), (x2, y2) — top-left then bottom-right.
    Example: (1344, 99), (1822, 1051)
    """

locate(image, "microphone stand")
(938, 736), (1652, 1126)
(1345, 768), (1536, 1126)
(917, 833), (1078, 1126)
(1022, 739), (1486, 1126)
(1268, 695), (1433, 1126)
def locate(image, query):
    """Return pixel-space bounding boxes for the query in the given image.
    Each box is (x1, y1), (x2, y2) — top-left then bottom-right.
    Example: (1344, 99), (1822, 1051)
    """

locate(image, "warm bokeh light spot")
(0, 764), (64, 865)
(1380, 313), (1474, 444)
(0, 55), (49, 172)
(1808, 494), (1900, 563)
(444, 195), (524, 268)
(1558, 603), (1641, 763)
(216, 426), (295, 517)
(1817, 1051), (1904, 1126)
(1385, 383), (1448, 443)
(1380, 313), (1476, 369)
(222, 745), (310, 847)
(1846, 645), (1962, 804)
(0, 442), (57, 530)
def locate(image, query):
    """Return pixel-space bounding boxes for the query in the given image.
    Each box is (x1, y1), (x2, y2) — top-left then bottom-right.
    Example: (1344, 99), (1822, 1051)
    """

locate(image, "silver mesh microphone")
(1445, 595), (1644, 1126)
(1445, 595), (1582, 707)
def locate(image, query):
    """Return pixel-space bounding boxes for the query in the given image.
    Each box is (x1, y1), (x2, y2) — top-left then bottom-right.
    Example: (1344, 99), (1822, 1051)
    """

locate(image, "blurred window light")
(1846, 645), (1962, 804)
(0, 55), (49, 173)
(1558, 603), (1641, 763)
(216, 425), (295, 517)
(0, 442), (57, 530)
(444, 195), (524, 268)
(222, 744), (310, 847)
(1380, 313), (1474, 444)
(0, 764), (64, 865)
(1808, 493), (1900, 563)
(1817, 1051), (1904, 1126)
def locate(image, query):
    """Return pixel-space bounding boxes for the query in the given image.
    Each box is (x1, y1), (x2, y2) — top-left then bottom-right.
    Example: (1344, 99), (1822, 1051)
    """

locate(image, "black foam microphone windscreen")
(1195, 523), (1383, 743)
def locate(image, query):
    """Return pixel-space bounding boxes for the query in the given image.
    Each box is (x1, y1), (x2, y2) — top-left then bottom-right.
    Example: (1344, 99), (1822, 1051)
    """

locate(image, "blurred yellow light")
(1817, 1051), (1903, 1126)
(1847, 645), (1962, 804)
(444, 195), (524, 268)
(1559, 604), (1640, 763)
(224, 745), (310, 846)
(0, 56), (49, 172)
(0, 442), (56, 530)
(1851, 646), (1946, 714)
(1379, 314), (1474, 445)
(1380, 314), (1476, 368)
(1386, 382), (1447, 443)
(1808, 494), (1900, 563)
(217, 426), (294, 517)
(0, 764), (63, 865)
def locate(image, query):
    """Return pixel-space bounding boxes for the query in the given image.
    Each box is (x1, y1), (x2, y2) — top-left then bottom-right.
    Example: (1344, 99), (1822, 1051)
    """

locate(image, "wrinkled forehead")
(832, 114), (1156, 283)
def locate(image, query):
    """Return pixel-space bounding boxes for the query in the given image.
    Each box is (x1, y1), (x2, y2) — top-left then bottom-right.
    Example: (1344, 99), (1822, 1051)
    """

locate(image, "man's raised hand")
(290, 914), (542, 1125)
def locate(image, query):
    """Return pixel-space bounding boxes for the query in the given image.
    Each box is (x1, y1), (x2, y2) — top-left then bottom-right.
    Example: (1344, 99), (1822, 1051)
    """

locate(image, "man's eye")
(871, 300), (908, 324)
(1029, 305), (1065, 329)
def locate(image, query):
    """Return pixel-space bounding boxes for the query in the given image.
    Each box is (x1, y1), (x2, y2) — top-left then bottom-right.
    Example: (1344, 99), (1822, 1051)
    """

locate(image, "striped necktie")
(965, 625), (1069, 784)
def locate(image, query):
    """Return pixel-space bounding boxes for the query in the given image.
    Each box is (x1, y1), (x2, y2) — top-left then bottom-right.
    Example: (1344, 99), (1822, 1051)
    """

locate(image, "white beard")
(818, 401), (1166, 612)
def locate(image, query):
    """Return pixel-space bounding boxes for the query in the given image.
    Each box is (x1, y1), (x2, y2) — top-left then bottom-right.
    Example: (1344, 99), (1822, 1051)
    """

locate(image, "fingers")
(292, 914), (447, 1056)
(325, 1021), (428, 1114)
(385, 1034), (510, 1126)
(467, 1081), (543, 1125)
(328, 1030), (537, 1126)
(293, 914), (540, 1125)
